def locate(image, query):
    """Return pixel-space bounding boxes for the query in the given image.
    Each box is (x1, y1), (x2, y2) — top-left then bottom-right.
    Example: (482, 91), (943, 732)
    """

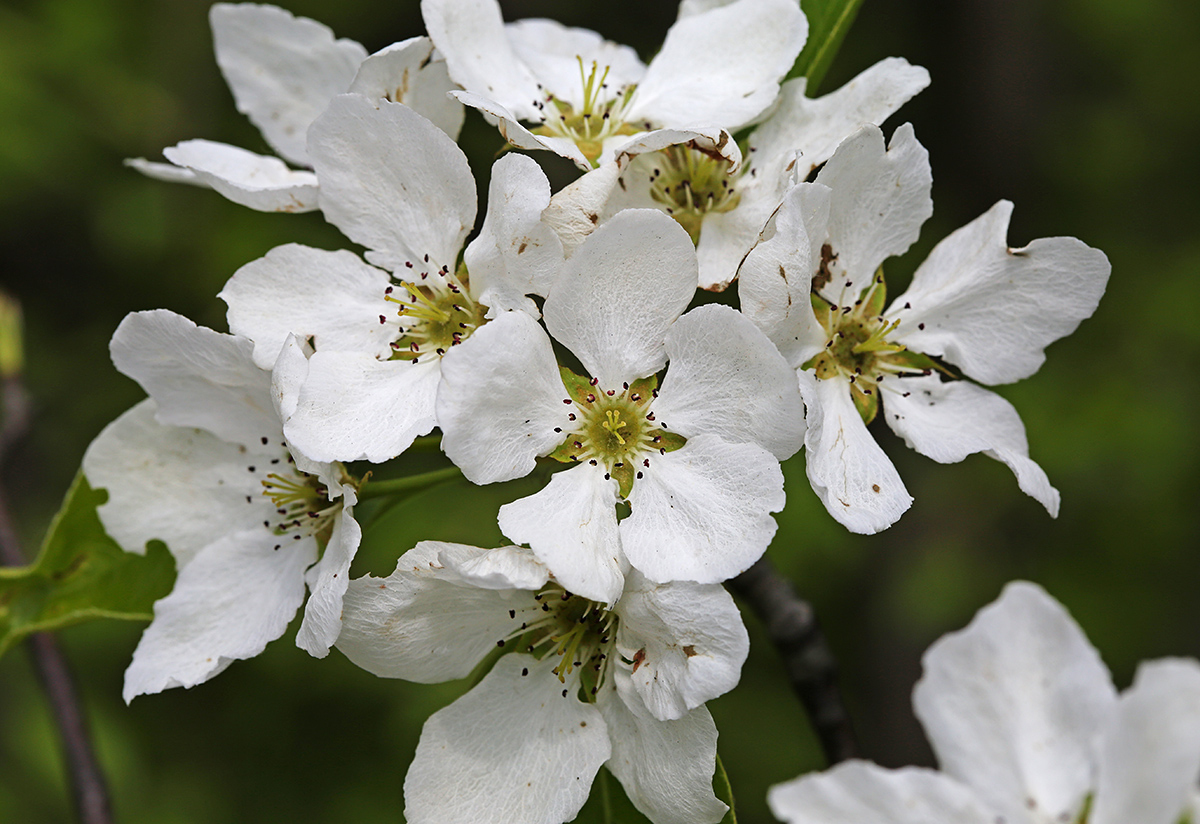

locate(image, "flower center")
(382, 262), (486, 364)
(531, 57), (640, 166)
(645, 144), (742, 243)
(548, 368), (686, 497)
(244, 442), (356, 549)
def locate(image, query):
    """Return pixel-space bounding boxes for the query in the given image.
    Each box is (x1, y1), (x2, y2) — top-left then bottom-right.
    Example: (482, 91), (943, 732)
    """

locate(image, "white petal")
(498, 464), (626, 605)
(438, 544), (550, 591)
(221, 244), (393, 369)
(693, 177), (782, 291)
(308, 94), (475, 273)
(621, 434), (784, 584)
(814, 123), (932, 300)
(614, 573), (748, 720)
(504, 18), (646, 106)
(336, 542), (538, 683)
(543, 160), (624, 257)
(450, 89), (595, 169)
(122, 527), (314, 702)
(769, 761), (996, 824)
(599, 678), (728, 824)
(109, 309), (279, 448)
(799, 371), (912, 534)
(437, 312), (573, 484)
(282, 351), (440, 463)
(737, 181), (832, 368)
(750, 58), (931, 178)
(160, 140), (319, 213)
(83, 399), (278, 567)
(404, 654), (609, 824)
(419, 0), (541, 119)
(889, 200), (1112, 385)
(608, 126), (743, 171)
(1091, 659), (1200, 824)
(124, 157), (205, 186)
(348, 37), (465, 140)
(912, 581), (1118, 824)
(464, 153), (564, 312)
(543, 209), (697, 389)
(632, 0), (807, 130)
(883, 376), (1059, 516)
(210, 3), (366, 166)
(654, 304), (805, 460)
(295, 508), (360, 657)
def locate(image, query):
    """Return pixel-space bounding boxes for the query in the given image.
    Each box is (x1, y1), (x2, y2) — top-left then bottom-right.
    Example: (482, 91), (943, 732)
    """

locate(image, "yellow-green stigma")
(646, 144), (742, 244)
(531, 57), (640, 166)
(383, 262), (485, 364)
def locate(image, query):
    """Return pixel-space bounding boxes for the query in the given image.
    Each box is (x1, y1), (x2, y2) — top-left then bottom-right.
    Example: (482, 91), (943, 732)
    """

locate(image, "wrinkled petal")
(614, 572), (748, 720)
(221, 244), (393, 369)
(160, 140), (319, 212)
(769, 761), (996, 824)
(883, 376), (1059, 516)
(654, 304), (805, 460)
(451, 89), (594, 169)
(543, 209), (696, 389)
(122, 527), (314, 702)
(437, 312), (573, 484)
(337, 542), (539, 683)
(912, 581), (1118, 824)
(210, 3), (366, 166)
(404, 654), (609, 824)
(622, 434), (784, 584)
(124, 157), (205, 186)
(308, 94), (476, 273)
(799, 371), (912, 534)
(498, 464), (626, 605)
(890, 200), (1111, 385)
(543, 160), (624, 256)
(438, 544), (550, 591)
(600, 676), (727, 824)
(609, 126), (743, 171)
(349, 36), (465, 140)
(505, 18), (645, 105)
(1092, 659), (1200, 824)
(295, 508), (360, 657)
(631, 0), (806, 130)
(693, 177), (783, 291)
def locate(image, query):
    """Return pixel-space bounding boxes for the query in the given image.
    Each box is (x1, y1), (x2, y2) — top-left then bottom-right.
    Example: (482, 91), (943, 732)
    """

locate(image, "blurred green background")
(2, 0), (1199, 821)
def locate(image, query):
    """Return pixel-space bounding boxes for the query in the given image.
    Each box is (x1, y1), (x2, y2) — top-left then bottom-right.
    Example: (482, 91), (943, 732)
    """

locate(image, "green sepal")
(559, 366), (595, 406)
(547, 435), (585, 464)
(810, 291), (835, 330)
(610, 462), (636, 499)
(850, 381), (878, 424)
(0, 472), (176, 659)
(883, 348), (953, 376)
(861, 268), (888, 317)
(802, 351), (841, 380)
(649, 429), (688, 453)
(626, 375), (658, 407)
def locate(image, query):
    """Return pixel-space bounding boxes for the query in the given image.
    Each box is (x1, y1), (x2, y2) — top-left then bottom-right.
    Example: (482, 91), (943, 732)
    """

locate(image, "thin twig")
(729, 555), (859, 765)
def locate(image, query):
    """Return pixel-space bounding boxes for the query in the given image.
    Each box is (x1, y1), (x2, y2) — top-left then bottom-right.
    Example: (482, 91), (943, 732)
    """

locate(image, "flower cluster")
(82, 1), (1119, 822)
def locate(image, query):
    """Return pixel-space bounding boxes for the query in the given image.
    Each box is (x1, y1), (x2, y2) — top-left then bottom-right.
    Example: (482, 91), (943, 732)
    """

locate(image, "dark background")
(2, 0), (1198, 820)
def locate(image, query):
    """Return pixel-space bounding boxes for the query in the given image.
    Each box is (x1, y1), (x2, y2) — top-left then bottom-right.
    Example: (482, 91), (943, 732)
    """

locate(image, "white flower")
(218, 93), (563, 464)
(81, 309), (361, 701)
(768, 581), (1200, 824)
(437, 208), (804, 603)
(127, 3), (462, 213)
(739, 124), (1111, 533)
(336, 541), (749, 824)
(546, 57), (930, 290)
(422, 0), (806, 170)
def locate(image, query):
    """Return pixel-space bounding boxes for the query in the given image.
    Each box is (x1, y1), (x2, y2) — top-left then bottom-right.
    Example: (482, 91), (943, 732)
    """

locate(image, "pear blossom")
(437, 208), (804, 603)
(769, 581), (1200, 824)
(422, 0), (806, 171)
(82, 309), (362, 701)
(219, 92), (563, 464)
(128, 3), (462, 213)
(336, 540), (749, 824)
(738, 124), (1110, 533)
(546, 57), (930, 290)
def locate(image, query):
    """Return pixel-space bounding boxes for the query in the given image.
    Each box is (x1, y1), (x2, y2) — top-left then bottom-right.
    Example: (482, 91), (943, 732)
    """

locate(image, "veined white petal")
(694, 176), (783, 291)
(438, 544), (550, 591)
(543, 160), (624, 257)
(437, 312), (573, 484)
(221, 244), (393, 369)
(210, 3), (366, 167)
(124, 157), (205, 186)
(160, 140), (319, 213)
(404, 654), (609, 824)
(349, 37), (465, 140)
(498, 464), (626, 605)
(608, 126), (743, 171)
(912, 581), (1118, 824)
(122, 527), (314, 703)
(655, 304), (805, 460)
(336, 542), (538, 683)
(308, 94), (475, 273)
(799, 371), (912, 534)
(295, 508), (360, 657)
(504, 18), (645, 106)
(889, 200), (1111, 385)
(543, 209), (696, 389)
(883, 376), (1059, 516)
(450, 89), (595, 170)
(621, 434), (784, 584)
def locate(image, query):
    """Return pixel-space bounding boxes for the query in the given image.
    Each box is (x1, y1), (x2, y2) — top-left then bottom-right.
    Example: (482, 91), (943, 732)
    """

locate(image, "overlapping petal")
(160, 140), (319, 213)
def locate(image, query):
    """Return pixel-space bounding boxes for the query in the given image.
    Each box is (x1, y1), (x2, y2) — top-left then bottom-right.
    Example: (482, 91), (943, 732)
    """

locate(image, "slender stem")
(728, 555), (859, 765)
(356, 465), (462, 501)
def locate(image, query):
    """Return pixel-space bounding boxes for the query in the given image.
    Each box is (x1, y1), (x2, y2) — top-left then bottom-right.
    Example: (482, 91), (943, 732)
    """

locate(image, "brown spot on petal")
(683, 645), (697, 658)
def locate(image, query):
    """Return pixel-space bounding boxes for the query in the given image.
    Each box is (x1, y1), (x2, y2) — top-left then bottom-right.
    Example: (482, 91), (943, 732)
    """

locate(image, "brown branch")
(729, 555), (859, 765)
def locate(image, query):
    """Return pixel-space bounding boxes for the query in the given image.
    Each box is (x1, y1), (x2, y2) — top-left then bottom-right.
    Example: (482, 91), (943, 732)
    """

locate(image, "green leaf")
(789, 0), (868, 93)
(0, 472), (175, 658)
(715, 752), (738, 823)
